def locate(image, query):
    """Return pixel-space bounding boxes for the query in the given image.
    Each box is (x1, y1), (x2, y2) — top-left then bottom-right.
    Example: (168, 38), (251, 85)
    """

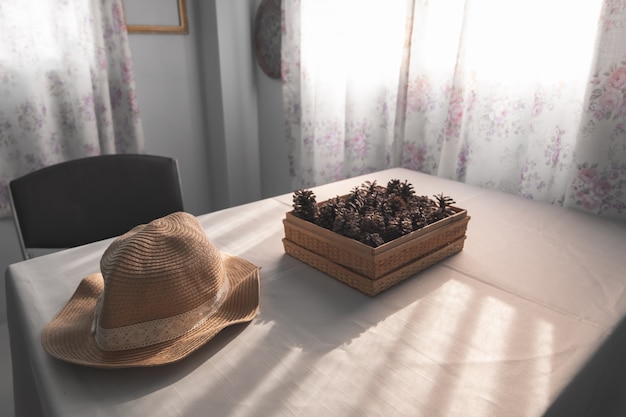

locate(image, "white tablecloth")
(6, 168), (626, 417)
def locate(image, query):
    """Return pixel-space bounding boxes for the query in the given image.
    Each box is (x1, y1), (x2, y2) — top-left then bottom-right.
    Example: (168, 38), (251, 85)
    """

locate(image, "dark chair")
(8, 154), (185, 260)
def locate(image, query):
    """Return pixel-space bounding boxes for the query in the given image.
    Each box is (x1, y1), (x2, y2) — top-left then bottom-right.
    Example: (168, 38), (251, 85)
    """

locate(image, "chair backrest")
(9, 154), (185, 260)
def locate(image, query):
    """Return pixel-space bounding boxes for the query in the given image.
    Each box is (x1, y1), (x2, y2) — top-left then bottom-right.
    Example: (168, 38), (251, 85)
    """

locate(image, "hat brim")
(41, 254), (260, 368)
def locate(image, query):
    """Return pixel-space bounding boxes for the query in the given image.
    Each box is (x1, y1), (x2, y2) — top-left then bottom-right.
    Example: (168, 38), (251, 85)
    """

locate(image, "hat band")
(93, 279), (230, 351)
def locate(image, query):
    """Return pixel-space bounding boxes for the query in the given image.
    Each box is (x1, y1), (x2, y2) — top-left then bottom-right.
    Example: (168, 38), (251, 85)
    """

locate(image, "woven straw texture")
(283, 208), (470, 296)
(41, 212), (260, 368)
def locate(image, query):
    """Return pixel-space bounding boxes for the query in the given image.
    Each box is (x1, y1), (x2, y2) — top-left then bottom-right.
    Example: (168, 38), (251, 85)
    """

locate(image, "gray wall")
(1, 0), (290, 321)
(131, 0), (290, 214)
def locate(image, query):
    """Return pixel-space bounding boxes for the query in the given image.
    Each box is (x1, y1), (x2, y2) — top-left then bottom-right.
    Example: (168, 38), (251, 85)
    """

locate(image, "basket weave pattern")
(282, 207), (470, 296)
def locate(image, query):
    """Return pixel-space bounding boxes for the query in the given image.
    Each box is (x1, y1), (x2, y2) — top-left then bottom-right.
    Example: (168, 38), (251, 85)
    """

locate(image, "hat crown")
(97, 212), (225, 330)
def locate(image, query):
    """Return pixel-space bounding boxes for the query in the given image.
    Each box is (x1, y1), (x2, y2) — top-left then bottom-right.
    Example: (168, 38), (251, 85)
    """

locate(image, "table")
(6, 168), (626, 417)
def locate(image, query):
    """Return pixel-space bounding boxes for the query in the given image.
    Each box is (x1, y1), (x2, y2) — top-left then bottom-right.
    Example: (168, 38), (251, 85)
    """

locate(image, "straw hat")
(41, 211), (260, 368)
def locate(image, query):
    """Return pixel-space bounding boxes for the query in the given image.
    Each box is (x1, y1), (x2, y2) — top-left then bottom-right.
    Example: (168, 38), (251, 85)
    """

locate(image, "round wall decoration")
(254, 0), (282, 79)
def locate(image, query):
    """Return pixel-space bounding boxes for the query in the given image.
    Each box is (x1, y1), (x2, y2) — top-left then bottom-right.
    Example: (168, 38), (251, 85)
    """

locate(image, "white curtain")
(0, 0), (144, 217)
(283, 0), (626, 220)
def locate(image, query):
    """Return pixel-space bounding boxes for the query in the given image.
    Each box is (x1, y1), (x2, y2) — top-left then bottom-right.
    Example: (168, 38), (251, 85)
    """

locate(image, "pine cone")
(292, 189), (318, 222)
(361, 232), (385, 248)
(361, 211), (385, 234)
(432, 193), (456, 220)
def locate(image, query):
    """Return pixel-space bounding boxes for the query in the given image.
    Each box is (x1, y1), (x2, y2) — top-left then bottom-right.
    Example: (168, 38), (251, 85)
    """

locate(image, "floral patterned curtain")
(0, 0), (144, 218)
(283, 0), (626, 220)
(567, 0), (626, 216)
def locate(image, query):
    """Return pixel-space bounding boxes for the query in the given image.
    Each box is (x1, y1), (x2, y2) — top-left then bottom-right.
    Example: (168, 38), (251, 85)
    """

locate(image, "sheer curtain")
(283, 0), (626, 220)
(0, 0), (144, 217)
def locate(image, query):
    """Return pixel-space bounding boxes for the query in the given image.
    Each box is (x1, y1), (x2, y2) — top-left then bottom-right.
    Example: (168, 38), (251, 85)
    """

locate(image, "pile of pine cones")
(292, 179), (456, 247)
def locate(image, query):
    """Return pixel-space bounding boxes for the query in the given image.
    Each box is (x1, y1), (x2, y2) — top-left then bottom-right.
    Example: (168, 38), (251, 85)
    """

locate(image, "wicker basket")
(282, 206), (470, 296)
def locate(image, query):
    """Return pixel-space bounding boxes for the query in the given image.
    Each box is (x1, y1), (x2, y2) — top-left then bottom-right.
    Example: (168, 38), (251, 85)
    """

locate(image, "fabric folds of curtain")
(283, 0), (626, 220)
(565, 1), (626, 216)
(0, 0), (144, 218)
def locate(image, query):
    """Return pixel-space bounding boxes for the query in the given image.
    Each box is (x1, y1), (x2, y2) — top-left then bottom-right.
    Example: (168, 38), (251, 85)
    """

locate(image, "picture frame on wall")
(124, 0), (188, 34)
